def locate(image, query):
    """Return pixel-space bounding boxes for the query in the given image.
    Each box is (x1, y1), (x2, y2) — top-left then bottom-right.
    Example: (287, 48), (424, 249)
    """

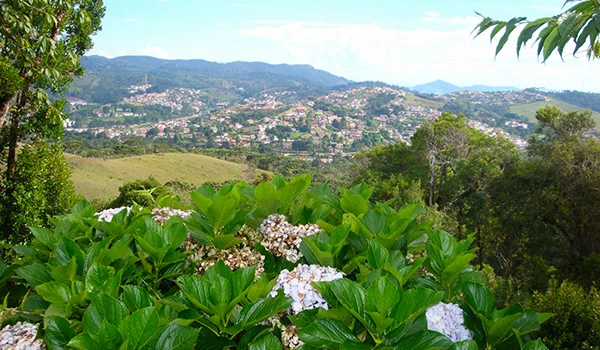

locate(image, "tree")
(0, 0), (105, 183)
(473, 0), (600, 61)
(0, 0), (105, 240)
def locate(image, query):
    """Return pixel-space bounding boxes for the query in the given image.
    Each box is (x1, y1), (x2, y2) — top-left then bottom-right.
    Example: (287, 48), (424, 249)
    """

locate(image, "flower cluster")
(183, 230), (265, 278)
(259, 214), (321, 263)
(426, 302), (472, 342)
(270, 264), (344, 314)
(269, 317), (302, 348)
(151, 207), (194, 225)
(0, 322), (44, 349)
(96, 206), (131, 222)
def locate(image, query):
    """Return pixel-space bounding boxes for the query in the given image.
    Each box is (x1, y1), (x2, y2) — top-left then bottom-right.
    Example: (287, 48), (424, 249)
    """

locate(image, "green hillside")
(66, 153), (256, 200)
(405, 93), (444, 109)
(510, 98), (600, 130)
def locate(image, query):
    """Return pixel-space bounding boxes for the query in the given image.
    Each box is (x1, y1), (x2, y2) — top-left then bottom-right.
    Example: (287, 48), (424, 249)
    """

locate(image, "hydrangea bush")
(0, 175), (550, 349)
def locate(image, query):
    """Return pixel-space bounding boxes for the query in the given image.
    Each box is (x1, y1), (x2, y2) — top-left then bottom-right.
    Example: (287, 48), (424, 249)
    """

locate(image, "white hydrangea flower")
(259, 214), (321, 263)
(96, 206), (132, 222)
(426, 302), (472, 342)
(151, 207), (194, 225)
(270, 264), (344, 314)
(0, 321), (44, 349)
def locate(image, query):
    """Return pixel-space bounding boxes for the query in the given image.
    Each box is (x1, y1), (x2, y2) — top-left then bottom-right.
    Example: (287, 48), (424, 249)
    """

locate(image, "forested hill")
(536, 89), (600, 113)
(67, 55), (352, 104)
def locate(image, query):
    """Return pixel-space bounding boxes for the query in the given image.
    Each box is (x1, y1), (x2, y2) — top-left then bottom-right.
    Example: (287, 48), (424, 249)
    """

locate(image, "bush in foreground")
(0, 175), (550, 349)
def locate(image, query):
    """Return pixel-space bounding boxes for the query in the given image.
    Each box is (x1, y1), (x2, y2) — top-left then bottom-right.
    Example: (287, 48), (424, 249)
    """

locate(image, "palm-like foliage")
(473, 0), (600, 61)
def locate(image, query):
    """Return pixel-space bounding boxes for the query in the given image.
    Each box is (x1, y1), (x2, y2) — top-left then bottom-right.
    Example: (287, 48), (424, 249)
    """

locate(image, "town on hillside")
(65, 85), (545, 162)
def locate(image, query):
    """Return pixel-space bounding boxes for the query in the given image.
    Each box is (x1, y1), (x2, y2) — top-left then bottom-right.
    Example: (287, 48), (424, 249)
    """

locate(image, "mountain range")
(68, 56), (351, 104)
(412, 79), (519, 95)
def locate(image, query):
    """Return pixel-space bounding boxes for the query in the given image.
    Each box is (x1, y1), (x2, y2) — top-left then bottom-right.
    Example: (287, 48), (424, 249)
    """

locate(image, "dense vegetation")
(0, 174), (552, 349)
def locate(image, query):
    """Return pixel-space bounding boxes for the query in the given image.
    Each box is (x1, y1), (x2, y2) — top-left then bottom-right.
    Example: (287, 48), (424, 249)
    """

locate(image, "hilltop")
(412, 79), (518, 95)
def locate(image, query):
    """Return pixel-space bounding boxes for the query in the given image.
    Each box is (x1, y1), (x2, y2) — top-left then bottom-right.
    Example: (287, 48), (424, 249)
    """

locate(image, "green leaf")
(517, 18), (552, 56)
(162, 221), (187, 249)
(522, 339), (550, 350)
(297, 319), (360, 348)
(235, 293), (292, 329)
(68, 333), (103, 350)
(120, 285), (154, 312)
(16, 263), (52, 287)
(83, 294), (129, 338)
(85, 263), (116, 295)
(118, 307), (159, 350)
(441, 253), (477, 285)
(30, 227), (59, 250)
(329, 279), (367, 321)
(367, 241), (390, 269)
(53, 237), (84, 270)
(253, 182), (277, 202)
(36, 281), (72, 306)
(45, 316), (76, 350)
(486, 312), (523, 345)
(462, 283), (496, 318)
(390, 288), (443, 330)
(97, 321), (122, 350)
(340, 190), (368, 216)
(211, 235), (243, 250)
(496, 18), (525, 57)
(365, 276), (400, 315)
(511, 309), (543, 335)
(176, 275), (212, 314)
(542, 26), (561, 62)
(210, 275), (232, 312)
(449, 340), (478, 350)
(392, 330), (453, 350)
(248, 333), (283, 350)
(191, 190), (213, 213)
(361, 210), (387, 236)
(206, 196), (238, 234)
(146, 324), (199, 350)
(50, 257), (78, 284)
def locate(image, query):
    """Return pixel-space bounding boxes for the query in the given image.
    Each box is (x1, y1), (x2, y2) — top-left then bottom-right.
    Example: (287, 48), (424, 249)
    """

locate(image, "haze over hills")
(412, 79), (519, 95)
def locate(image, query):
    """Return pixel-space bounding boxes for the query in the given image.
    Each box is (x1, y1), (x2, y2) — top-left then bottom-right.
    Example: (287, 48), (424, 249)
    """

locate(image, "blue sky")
(88, 0), (600, 91)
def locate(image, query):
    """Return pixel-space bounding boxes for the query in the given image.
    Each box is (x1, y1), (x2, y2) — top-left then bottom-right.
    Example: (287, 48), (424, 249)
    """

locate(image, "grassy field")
(510, 98), (600, 131)
(66, 153), (256, 200)
(404, 93), (444, 109)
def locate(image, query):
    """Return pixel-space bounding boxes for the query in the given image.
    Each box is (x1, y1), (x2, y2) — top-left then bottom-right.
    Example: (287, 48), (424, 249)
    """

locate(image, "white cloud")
(420, 12), (480, 26)
(233, 20), (600, 91)
(87, 49), (115, 58)
(141, 45), (171, 59)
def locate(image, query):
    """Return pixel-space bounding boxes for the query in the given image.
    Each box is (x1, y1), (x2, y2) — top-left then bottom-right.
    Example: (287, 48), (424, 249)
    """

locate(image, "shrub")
(531, 279), (600, 349)
(0, 141), (78, 244)
(109, 176), (171, 208)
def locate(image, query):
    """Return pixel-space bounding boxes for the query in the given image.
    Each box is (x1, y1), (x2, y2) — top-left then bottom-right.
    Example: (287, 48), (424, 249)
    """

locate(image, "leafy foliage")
(473, 0), (600, 61)
(0, 141), (78, 243)
(527, 279), (600, 349)
(0, 0), (105, 241)
(0, 174), (550, 348)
